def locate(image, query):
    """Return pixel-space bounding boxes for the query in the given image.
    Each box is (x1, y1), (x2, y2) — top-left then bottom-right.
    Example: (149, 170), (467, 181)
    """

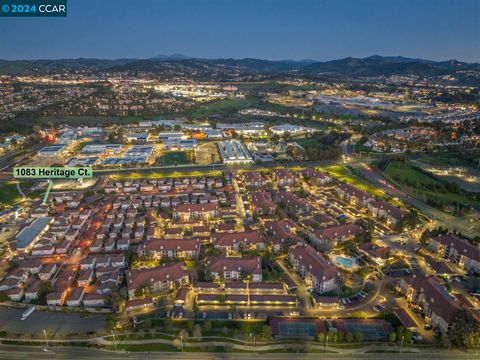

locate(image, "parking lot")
(0, 307), (106, 336)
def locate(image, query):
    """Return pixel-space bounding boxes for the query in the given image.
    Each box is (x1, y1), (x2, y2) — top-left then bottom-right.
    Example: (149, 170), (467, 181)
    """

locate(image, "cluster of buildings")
(4, 161), (475, 341)
(363, 125), (478, 153)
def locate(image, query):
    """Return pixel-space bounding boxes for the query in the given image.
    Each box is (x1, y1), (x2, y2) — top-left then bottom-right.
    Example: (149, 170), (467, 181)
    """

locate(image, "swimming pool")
(335, 256), (355, 269)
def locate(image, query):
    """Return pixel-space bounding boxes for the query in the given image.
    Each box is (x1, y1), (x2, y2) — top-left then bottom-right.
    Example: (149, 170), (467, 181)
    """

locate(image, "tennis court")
(341, 321), (390, 340)
(278, 321), (318, 337)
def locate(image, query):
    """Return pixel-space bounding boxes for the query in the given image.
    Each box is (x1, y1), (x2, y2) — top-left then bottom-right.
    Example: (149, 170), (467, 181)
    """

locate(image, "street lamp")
(111, 330), (117, 351)
(43, 329), (48, 351)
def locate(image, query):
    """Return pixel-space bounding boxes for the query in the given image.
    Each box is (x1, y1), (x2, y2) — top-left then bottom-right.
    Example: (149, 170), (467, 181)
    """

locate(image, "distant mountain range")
(1, 55), (479, 85)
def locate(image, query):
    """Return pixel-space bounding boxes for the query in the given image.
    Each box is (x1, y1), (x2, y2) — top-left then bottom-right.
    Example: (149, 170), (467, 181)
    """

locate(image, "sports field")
(156, 151), (193, 166)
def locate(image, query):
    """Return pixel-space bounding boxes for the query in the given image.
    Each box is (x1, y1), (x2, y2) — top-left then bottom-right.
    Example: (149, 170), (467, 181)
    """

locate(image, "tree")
(353, 331), (364, 342)
(163, 317), (173, 329)
(448, 309), (480, 349)
(105, 314), (116, 331)
(38, 281), (53, 304)
(345, 332), (354, 342)
(327, 330), (338, 343)
(104, 294), (114, 308)
(397, 326), (413, 343)
(316, 332), (325, 343)
(179, 328), (189, 340)
(0, 292), (8, 302)
(172, 338), (182, 350)
(282, 131), (291, 142)
(193, 324), (202, 338)
(394, 216), (406, 233)
(240, 322), (252, 337)
(388, 331), (397, 342)
(203, 320), (212, 332)
(261, 325), (272, 340)
(186, 320), (195, 332)
(336, 331), (344, 342)
(143, 318), (153, 330)
(134, 283), (150, 298)
(272, 133), (280, 145)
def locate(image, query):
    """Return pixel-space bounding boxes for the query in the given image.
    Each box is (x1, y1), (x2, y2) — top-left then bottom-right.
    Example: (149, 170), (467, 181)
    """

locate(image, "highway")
(0, 344), (478, 360)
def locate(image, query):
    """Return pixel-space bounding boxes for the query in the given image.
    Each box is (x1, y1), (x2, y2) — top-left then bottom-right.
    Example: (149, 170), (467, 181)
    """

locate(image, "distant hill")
(301, 56), (480, 77)
(150, 54), (193, 60)
(0, 55), (478, 85)
(0, 58), (137, 75)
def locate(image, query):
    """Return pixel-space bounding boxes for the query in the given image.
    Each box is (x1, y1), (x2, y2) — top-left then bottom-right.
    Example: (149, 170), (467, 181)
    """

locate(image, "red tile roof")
(369, 200), (406, 220)
(250, 192), (276, 210)
(337, 183), (374, 201)
(215, 230), (264, 247)
(142, 238), (200, 252)
(272, 169), (295, 180)
(403, 275), (460, 323)
(206, 256), (262, 275)
(314, 222), (362, 240)
(174, 203), (218, 213)
(126, 262), (188, 293)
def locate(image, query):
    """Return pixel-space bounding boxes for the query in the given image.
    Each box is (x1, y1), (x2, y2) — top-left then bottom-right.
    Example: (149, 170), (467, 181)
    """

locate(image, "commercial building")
(218, 140), (254, 164)
(37, 145), (66, 158)
(270, 124), (314, 135)
(80, 144), (122, 155)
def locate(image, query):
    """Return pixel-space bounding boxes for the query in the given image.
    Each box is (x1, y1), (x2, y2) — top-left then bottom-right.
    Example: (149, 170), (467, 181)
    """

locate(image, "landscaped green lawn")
(384, 161), (437, 187)
(156, 151), (193, 166)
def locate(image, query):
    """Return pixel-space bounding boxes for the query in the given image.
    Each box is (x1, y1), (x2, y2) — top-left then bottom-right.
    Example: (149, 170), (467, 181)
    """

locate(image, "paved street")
(0, 344), (478, 360)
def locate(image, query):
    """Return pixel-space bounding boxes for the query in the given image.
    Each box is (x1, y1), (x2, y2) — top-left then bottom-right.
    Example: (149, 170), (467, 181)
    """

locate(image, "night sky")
(0, 0), (479, 62)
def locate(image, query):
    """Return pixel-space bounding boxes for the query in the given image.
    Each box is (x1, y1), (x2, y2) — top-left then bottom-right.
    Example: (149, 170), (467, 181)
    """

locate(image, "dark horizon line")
(0, 54), (478, 65)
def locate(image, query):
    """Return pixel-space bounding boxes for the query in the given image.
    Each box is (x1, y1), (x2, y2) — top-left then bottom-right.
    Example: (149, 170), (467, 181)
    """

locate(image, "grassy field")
(188, 96), (261, 119)
(156, 151), (193, 166)
(384, 161), (480, 209)
(385, 161), (438, 187)
(0, 181), (22, 208)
